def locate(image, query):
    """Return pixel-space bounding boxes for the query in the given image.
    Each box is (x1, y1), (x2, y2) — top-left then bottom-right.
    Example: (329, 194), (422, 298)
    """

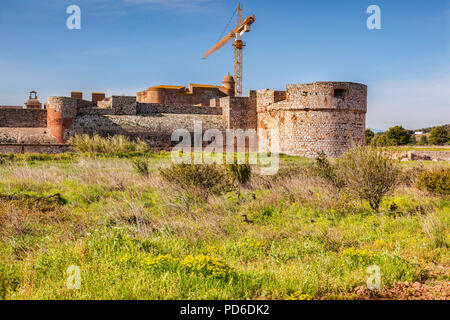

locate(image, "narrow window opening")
(333, 89), (346, 98)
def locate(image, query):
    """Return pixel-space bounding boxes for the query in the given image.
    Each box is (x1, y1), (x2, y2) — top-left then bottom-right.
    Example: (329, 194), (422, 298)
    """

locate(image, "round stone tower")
(256, 82), (367, 157)
(222, 73), (235, 96)
(46, 97), (77, 144)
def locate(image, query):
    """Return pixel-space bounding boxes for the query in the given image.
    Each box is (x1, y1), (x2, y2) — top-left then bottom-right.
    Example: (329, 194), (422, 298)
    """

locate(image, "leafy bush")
(314, 151), (345, 190)
(417, 168), (450, 196)
(179, 255), (234, 279)
(428, 126), (449, 145)
(159, 163), (235, 201)
(337, 146), (400, 212)
(131, 158), (149, 177)
(226, 162), (252, 186)
(68, 134), (149, 154)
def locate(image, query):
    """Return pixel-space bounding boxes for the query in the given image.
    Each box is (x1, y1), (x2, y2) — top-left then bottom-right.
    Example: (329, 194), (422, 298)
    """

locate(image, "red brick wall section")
(46, 97), (77, 143)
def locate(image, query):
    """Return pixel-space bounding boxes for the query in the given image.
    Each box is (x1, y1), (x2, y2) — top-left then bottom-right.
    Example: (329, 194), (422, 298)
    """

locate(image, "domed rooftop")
(25, 91), (42, 109)
(223, 73), (234, 82)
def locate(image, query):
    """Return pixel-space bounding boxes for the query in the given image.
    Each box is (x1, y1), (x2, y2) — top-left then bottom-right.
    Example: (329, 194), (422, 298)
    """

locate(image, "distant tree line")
(365, 125), (449, 146)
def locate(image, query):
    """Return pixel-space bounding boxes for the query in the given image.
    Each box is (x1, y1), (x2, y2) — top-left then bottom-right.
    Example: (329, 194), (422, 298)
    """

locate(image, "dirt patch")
(352, 281), (450, 300)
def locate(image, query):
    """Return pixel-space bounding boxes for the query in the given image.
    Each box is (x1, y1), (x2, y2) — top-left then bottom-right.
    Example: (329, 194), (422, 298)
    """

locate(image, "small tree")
(385, 126), (412, 145)
(429, 126), (449, 145)
(365, 129), (375, 145)
(337, 146), (400, 212)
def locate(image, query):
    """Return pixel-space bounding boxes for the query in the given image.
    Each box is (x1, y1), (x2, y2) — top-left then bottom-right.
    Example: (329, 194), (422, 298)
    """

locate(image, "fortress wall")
(257, 82), (367, 157)
(65, 113), (226, 150)
(78, 108), (114, 116)
(0, 109), (47, 127)
(217, 96), (253, 130)
(137, 103), (222, 115)
(111, 96), (137, 115)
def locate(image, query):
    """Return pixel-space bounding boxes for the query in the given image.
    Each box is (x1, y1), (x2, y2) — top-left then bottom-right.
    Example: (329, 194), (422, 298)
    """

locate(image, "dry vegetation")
(0, 138), (448, 300)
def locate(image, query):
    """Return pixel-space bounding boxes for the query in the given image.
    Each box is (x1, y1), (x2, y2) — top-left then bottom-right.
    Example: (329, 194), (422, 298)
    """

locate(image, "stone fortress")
(0, 74), (367, 157)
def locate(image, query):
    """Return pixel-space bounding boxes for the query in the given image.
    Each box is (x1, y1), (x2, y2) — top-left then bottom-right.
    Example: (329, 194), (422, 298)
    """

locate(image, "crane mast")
(202, 4), (255, 97)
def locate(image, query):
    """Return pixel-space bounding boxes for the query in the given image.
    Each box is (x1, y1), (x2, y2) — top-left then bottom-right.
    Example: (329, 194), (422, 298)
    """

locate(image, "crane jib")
(202, 4), (255, 97)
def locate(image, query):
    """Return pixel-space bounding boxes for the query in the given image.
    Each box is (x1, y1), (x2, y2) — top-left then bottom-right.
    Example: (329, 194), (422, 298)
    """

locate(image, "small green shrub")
(417, 168), (450, 196)
(337, 146), (400, 212)
(314, 151), (345, 190)
(131, 158), (150, 177)
(226, 163), (252, 186)
(159, 163), (235, 201)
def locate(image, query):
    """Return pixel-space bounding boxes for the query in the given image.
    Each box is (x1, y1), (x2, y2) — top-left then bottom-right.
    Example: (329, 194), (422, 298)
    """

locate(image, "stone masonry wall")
(0, 109), (47, 127)
(137, 103), (222, 115)
(256, 82), (367, 157)
(217, 96), (254, 130)
(111, 96), (137, 115)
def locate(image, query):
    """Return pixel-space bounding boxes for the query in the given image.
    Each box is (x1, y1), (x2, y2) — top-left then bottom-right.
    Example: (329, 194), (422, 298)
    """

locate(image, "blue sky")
(0, 0), (448, 130)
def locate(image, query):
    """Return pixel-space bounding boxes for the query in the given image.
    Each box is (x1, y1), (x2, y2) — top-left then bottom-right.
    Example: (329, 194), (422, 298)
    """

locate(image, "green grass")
(388, 146), (450, 152)
(0, 154), (448, 300)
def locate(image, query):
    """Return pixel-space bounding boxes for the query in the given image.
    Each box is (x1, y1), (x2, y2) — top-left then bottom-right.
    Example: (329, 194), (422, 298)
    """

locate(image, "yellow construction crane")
(202, 4), (255, 97)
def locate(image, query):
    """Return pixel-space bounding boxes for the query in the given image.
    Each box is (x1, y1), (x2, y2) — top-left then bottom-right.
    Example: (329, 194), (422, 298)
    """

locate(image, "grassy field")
(0, 152), (449, 300)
